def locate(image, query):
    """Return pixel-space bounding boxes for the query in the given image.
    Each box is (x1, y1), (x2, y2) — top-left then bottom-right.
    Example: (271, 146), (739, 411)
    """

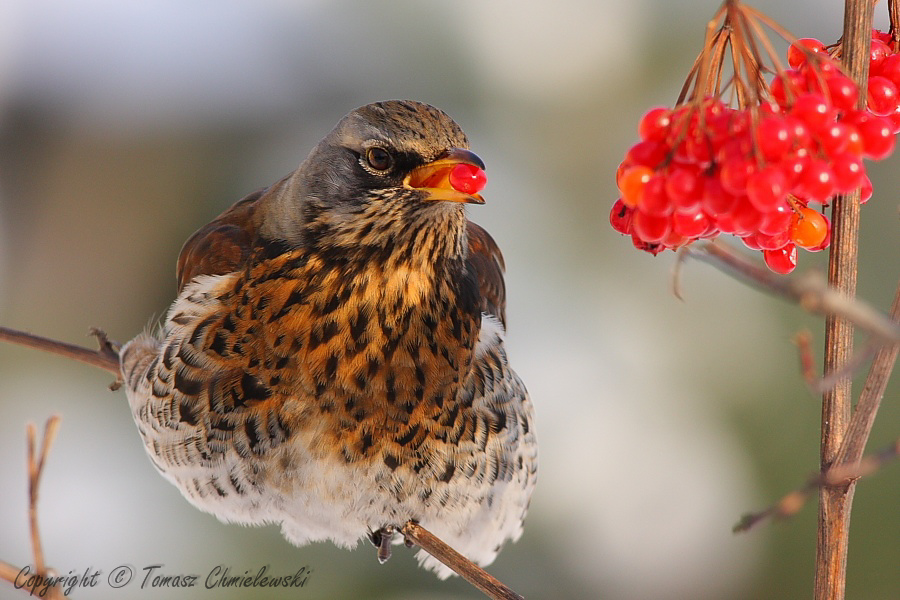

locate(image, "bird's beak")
(404, 148), (486, 204)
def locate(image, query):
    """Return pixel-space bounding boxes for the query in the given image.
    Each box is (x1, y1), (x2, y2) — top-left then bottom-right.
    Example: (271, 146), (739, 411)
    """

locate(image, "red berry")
(746, 166), (787, 212)
(672, 209), (710, 238)
(714, 212), (739, 235)
(859, 174), (873, 204)
(732, 196), (764, 235)
(844, 126), (864, 155)
(639, 107), (672, 142)
(610, 199), (634, 235)
(771, 69), (805, 108)
(449, 163), (487, 195)
(742, 234), (762, 250)
(756, 230), (792, 251)
(866, 76), (900, 116)
(789, 207), (829, 249)
(662, 228), (688, 249)
(756, 116), (793, 161)
(781, 151), (809, 189)
(665, 166), (703, 210)
(824, 74), (860, 113)
(798, 158), (836, 202)
(831, 153), (865, 193)
(854, 113), (896, 159)
(631, 231), (664, 255)
(817, 121), (852, 157)
(869, 39), (892, 73)
(632, 209), (671, 243)
(680, 129), (714, 166)
(640, 175), (674, 216)
(626, 140), (669, 168)
(719, 157), (756, 196)
(785, 116), (814, 150)
(763, 244), (798, 274)
(872, 29), (893, 45)
(876, 53), (900, 89)
(791, 93), (835, 130)
(887, 104), (900, 134)
(788, 38), (825, 69)
(715, 135), (753, 165)
(759, 202), (794, 236)
(701, 177), (738, 216)
(703, 98), (730, 124)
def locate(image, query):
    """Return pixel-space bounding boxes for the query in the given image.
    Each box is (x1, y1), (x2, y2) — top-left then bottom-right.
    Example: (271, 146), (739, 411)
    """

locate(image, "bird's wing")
(465, 221), (507, 327)
(175, 190), (265, 293)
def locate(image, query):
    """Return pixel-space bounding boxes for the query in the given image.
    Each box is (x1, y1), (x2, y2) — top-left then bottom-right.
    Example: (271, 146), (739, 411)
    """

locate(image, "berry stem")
(815, 1), (874, 600)
(891, 0), (900, 48)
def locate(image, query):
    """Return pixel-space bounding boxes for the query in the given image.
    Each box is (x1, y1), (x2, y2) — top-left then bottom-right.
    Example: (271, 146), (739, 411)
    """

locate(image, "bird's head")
(259, 100), (487, 258)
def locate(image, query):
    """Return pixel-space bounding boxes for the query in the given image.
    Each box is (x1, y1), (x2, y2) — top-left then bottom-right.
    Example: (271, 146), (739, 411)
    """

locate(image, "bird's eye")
(364, 147), (393, 172)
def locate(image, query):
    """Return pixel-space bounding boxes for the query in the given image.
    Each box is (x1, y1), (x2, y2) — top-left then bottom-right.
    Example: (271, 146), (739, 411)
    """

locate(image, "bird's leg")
(370, 526), (395, 564)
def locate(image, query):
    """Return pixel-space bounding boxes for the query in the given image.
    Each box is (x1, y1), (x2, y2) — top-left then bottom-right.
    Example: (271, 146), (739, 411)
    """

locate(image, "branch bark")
(401, 521), (524, 600)
(1, 417), (66, 600)
(0, 327), (121, 376)
(816, 1), (874, 599)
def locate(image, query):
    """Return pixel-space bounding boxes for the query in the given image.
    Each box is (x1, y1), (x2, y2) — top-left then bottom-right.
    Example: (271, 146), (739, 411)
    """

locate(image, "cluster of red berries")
(611, 30), (898, 274)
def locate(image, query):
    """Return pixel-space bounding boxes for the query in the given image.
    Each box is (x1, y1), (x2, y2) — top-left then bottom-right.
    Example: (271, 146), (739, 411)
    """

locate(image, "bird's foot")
(370, 526), (395, 564)
(89, 327), (123, 390)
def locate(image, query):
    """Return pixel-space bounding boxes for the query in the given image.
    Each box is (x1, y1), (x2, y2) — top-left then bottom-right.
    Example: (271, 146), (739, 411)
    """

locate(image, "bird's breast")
(215, 250), (482, 458)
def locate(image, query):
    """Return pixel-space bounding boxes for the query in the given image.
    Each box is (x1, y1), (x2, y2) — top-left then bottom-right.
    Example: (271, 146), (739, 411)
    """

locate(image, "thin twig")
(2, 418), (66, 600)
(734, 437), (899, 532)
(679, 241), (900, 343)
(830, 282), (900, 476)
(0, 326), (121, 379)
(0, 562), (22, 588)
(27, 417), (60, 575)
(793, 331), (818, 385)
(826, 438), (900, 484)
(401, 521), (524, 600)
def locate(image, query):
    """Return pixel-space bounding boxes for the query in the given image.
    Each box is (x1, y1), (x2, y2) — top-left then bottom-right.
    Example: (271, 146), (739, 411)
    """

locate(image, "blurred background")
(0, 1), (897, 598)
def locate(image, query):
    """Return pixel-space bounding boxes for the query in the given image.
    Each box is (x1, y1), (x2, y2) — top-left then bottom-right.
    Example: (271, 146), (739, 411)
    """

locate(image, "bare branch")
(734, 437), (899, 533)
(401, 521), (524, 600)
(0, 326), (122, 382)
(680, 241), (900, 344)
(2, 418), (66, 600)
(0, 561), (22, 588)
(830, 282), (900, 475)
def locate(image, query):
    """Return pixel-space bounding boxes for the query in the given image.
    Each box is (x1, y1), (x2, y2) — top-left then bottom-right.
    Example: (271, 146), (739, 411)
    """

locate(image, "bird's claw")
(371, 526), (395, 564)
(89, 327), (123, 390)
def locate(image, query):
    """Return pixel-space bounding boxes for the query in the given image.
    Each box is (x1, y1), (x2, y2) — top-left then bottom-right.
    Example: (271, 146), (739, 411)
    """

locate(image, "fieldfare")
(119, 100), (537, 577)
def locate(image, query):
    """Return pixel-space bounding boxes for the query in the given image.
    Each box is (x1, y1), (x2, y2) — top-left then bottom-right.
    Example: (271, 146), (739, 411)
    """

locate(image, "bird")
(117, 100), (537, 578)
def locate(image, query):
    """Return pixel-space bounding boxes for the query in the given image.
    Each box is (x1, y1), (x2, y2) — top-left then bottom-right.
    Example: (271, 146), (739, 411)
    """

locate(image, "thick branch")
(816, 2), (873, 598)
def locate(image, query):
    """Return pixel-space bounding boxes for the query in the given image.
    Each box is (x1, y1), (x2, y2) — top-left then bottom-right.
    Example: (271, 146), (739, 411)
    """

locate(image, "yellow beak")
(404, 148), (486, 204)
